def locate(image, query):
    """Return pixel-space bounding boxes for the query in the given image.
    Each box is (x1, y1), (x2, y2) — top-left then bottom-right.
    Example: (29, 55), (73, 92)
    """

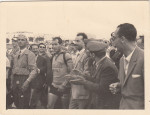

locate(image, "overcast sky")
(1, 1), (150, 40)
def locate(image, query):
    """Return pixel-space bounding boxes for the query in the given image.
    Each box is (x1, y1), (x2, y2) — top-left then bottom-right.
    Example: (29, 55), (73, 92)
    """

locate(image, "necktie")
(18, 51), (21, 59)
(124, 58), (128, 76)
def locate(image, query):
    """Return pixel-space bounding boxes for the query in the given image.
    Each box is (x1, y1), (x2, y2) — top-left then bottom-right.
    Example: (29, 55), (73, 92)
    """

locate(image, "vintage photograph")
(0, 0), (150, 114)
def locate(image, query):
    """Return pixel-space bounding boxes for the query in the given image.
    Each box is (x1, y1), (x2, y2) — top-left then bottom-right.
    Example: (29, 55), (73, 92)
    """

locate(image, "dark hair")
(65, 40), (69, 42)
(117, 23), (137, 41)
(91, 50), (106, 58)
(53, 37), (63, 44)
(38, 43), (46, 48)
(77, 33), (88, 41)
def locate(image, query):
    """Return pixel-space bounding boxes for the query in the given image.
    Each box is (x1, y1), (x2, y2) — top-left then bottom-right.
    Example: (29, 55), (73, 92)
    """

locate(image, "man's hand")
(69, 75), (86, 85)
(37, 68), (40, 74)
(109, 82), (120, 94)
(57, 85), (66, 92)
(21, 80), (30, 92)
(43, 83), (48, 89)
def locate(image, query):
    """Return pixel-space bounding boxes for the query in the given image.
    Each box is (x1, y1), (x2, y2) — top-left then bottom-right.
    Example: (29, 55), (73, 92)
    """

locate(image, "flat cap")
(86, 41), (108, 52)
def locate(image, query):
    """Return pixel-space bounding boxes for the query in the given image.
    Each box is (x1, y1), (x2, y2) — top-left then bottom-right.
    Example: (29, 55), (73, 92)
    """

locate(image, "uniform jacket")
(119, 46), (144, 109)
(12, 48), (37, 84)
(84, 57), (120, 109)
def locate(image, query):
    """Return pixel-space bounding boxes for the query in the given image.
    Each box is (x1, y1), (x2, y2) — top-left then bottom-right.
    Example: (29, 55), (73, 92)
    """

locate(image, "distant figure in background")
(7, 37), (20, 91)
(11, 34), (37, 109)
(30, 44), (47, 109)
(109, 23), (144, 109)
(68, 43), (79, 65)
(7, 37), (19, 61)
(47, 44), (54, 56)
(137, 35), (144, 49)
(6, 56), (11, 94)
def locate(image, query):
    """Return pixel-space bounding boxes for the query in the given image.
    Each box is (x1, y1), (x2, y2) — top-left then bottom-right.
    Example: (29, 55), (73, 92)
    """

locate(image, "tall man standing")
(11, 34), (37, 109)
(69, 33), (90, 109)
(109, 23), (144, 109)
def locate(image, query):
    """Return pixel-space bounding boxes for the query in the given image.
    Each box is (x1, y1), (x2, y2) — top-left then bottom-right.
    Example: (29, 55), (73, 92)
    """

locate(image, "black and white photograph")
(0, 0), (150, 115)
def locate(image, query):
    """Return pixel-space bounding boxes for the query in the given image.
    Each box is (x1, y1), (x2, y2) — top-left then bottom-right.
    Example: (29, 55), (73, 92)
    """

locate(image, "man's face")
(52, 39), (61, 53)
(12, 40), (18, 48)
(111, 28), (123, 52)
(39, 44), (46, 53)
(74, 36), (84, 50)
(48, 44), (54, 54)
(17, 36), (27, 49)
(31, 45), (39, 56)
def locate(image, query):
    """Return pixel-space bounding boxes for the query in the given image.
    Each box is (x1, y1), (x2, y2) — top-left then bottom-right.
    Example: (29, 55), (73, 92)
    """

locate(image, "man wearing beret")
(70, 41), (120, 109)
(109, 23), (144, 109)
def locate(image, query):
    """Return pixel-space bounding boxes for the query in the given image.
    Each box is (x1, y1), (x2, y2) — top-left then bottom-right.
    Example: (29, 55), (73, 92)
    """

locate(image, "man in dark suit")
(70, 41), (120, 109)
(109, 23), (144, 109)
(30, 44), (47, 109)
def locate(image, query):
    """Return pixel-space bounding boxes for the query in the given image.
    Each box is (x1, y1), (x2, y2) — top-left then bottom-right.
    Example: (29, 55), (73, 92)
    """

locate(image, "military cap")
(86, 41), (108, 52)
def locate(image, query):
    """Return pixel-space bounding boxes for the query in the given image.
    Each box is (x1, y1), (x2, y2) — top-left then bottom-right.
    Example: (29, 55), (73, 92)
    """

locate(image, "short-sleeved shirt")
(52, 52), (72, 88)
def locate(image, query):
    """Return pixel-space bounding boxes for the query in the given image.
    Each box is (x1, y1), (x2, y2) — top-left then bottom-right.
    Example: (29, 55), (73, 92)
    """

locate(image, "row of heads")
(11, 23), (139, 52)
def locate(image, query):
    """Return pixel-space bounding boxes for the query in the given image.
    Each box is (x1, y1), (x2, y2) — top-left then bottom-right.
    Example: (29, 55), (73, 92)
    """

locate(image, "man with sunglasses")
(30, 44), (47, 109)
(10, 34), (37, 109)
(109, 23), (144, 109)
(38, 43), (52, 108)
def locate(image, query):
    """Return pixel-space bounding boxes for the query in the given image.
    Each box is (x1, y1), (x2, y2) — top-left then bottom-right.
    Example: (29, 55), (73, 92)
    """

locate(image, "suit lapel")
(36, 55), (40, 66)
(119, 57), (125, 86)
(123, 47), (139, 86)
(93, 58), (106, 79)
(74, 50), (84, 68)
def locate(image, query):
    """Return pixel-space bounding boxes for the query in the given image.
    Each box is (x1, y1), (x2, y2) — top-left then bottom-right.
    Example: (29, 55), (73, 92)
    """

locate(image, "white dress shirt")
(124, 47), (136, 75)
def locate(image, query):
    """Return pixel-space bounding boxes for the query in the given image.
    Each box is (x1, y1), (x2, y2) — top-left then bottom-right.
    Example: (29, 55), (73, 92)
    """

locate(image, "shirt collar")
(78, 48), (85, 55)
(20, 48), (27, 54)
(95, 56), (106, 68)
(124, 47), (136, 63)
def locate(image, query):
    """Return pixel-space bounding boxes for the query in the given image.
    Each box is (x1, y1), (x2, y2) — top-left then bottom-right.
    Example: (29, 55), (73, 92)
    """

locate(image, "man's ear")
(92, 53), (95, 58)
(121, 36), (126, 43)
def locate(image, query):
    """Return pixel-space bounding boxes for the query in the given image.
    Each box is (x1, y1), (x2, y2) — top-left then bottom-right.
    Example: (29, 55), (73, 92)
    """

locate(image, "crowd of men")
(6, 23), (144, 109)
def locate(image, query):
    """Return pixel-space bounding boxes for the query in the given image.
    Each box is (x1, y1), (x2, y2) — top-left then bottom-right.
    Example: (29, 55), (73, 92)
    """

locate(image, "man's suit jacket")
(119, 46), (144, 109)
(13, 49), (36, 76)
(84, 57), (120, 109)
(31, 55), (47, 89)
(71, 49), (90, 99)
(12, 48), (37, 88)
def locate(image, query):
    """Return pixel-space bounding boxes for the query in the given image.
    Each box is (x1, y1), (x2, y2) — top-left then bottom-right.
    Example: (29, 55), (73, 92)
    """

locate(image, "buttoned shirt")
(19, 48), (27, 55)
(74, 49), (85, 68)
(124, 47), (136, 75)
